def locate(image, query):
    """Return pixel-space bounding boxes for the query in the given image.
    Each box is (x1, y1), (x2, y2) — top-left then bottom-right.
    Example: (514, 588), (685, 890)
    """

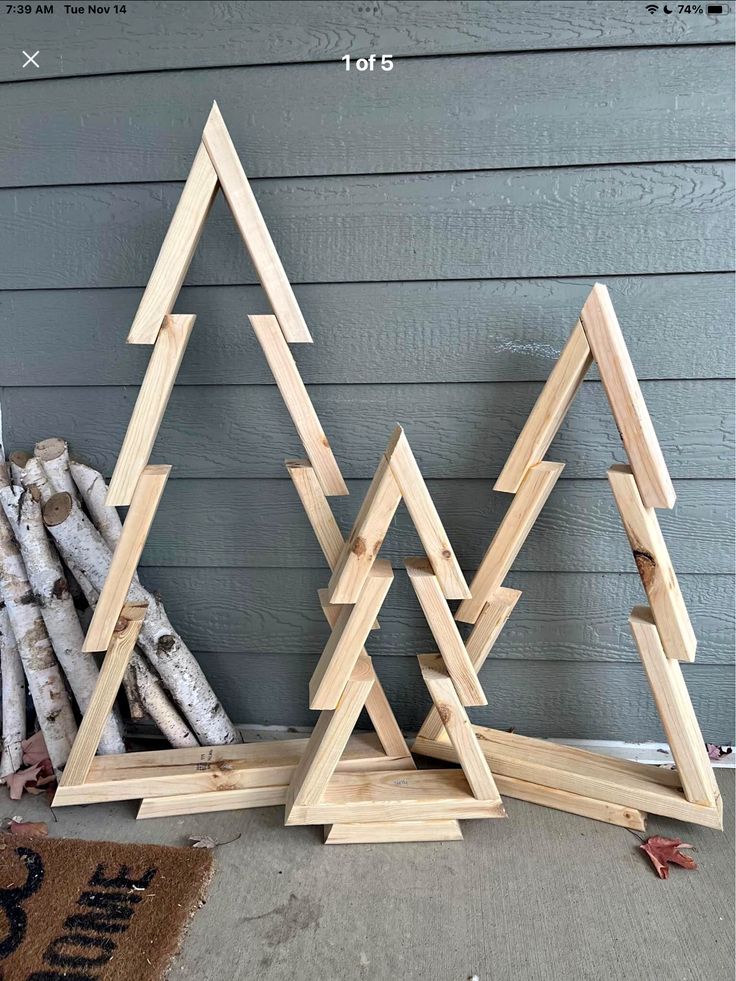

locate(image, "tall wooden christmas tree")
(54, 105), (414, 818)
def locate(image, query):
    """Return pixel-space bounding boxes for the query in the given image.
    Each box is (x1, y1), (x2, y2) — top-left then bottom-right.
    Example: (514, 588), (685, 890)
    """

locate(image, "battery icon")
(707, 4), (726, 12)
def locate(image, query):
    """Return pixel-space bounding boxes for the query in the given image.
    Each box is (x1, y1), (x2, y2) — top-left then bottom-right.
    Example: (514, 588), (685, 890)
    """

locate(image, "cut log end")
(35, 437), (68, 463)
(9, 451), (30, 469)
(43, 491), (74, 528)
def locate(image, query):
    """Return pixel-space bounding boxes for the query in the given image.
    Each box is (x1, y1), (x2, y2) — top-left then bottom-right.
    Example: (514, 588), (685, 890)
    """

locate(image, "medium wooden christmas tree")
(414, 284), (722, 832)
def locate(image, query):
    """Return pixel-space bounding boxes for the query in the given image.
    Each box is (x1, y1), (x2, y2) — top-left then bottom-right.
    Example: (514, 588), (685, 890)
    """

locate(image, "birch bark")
(0, 484), (125, 755)
(0, 605), (26, 778)
(43, 492), (240, 745)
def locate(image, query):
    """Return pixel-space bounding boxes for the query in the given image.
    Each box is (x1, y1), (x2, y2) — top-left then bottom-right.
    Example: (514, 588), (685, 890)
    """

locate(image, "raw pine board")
(0, 3), (731, 81)
(190, 654), (735, 742)
(2, 382), (732, 479)
(138, 569), (734, 664)
(1, 274), (732, 386)
(1, 163), (732, 290)
(98, 479), (735, 573)
(0, 47), (731, 186)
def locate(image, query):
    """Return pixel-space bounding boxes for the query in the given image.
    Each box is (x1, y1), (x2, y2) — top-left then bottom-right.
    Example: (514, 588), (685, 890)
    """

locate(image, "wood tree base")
(413, 727), (722, 831)
(324, 819), (464, 844)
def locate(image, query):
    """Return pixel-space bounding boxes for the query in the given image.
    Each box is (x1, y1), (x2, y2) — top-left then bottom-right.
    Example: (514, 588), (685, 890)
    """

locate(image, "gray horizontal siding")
(1, 1), (731, 82)
(3, 381), (731, 480)
(190, 653), (735, 740)
(124, 478), (732, 573)
(2, 45), (733, 187)
(1, 163), (733, 291)
(1, 273), (733, 386)
(2, 2), (732, 741)
(138, 567), (734, 665)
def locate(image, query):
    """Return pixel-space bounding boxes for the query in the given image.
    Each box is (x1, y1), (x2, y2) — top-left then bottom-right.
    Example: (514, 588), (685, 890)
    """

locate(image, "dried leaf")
(188, 832), (241, 849)
(21, 731), (49, 767)
(26, 758), (56, 796)
(8, 820), (48, 837)
(5, 764), (42, 800)
(640, 835), (697, 879)
(707, 743), (733, 760)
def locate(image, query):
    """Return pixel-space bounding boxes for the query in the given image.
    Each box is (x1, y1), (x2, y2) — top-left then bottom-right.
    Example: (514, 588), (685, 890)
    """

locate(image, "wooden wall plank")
(185, 653), (736, 742)
(119, 478), (733, 573)
(3, 382), (731, 480)
(1, 164), (731, 290)
(1, 275), (731, 387)
(1, 2), (730, 82)
(1, 46), (732, 187)
(134, 568), (735, 664)
(1, 0), (731, 745)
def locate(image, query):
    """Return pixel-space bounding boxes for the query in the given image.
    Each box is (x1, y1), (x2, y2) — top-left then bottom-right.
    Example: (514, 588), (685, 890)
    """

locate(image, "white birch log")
(68, 460), (123, 551)
(20, 457), (55, 504)
(128, 652), (198, 747)
(0, 484), (125, 755)
(35, 437), (80, 502)
(122, 671), (145, 720)
(0, 487), (77, 772)
(43, 492), (240, 746)
(0, 605), (26, 778)
(21, 458), (99, 605)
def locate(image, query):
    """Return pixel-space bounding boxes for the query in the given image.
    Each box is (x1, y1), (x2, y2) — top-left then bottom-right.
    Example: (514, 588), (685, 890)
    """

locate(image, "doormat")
(0, 833), (213, 981)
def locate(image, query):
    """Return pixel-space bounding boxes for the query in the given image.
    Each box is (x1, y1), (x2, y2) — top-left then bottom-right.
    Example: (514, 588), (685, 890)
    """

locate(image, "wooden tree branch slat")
(83, 465), (169, 653)
(107, 315), (195, 506)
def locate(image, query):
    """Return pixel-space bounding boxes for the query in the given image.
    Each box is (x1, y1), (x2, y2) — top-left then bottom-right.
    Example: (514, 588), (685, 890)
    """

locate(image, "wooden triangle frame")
(54, 106), (415, 819)
(414, 284), (722, 831)
(284, 429), (506, 843)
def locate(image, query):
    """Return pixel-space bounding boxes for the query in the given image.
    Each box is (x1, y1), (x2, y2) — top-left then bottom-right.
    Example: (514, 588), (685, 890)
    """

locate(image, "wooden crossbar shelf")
(287, 769), (506, 825)
(55, 733), (410, 807)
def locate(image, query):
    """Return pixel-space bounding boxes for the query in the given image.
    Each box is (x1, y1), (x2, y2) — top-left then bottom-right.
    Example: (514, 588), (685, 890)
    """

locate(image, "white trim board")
(546, 738), (734, 768)
(124, 724), (735, 767)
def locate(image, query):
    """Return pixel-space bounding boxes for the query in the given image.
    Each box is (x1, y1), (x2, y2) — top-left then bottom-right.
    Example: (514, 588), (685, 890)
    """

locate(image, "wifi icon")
(646, 3), (659, 10)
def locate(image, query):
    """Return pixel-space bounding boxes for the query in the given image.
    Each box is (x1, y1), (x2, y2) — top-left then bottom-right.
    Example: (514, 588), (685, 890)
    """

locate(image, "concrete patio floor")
(5, 769), (733, 981)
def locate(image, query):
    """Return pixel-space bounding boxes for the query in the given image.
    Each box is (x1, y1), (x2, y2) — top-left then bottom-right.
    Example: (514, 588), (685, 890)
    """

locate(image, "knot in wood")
(437, 704), (452, 725)
(351, 537), (367, 557)
(157, 635), (176, 654)
(633, 549), (656, 589)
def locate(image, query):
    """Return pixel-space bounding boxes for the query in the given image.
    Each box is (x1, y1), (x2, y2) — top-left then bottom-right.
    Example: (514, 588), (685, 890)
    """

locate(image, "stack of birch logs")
(0, 437), (240, 787)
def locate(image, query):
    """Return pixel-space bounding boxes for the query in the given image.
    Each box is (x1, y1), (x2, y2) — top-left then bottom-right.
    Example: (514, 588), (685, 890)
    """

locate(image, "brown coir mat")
(0, 833), (213, 981)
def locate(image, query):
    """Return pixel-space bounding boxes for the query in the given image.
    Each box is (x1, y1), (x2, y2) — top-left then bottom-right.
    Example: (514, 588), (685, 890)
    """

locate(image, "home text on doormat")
(0, 834), (212, 980)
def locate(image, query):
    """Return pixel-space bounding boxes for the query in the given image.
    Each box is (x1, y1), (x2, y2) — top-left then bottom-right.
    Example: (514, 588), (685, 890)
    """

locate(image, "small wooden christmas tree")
(284, 428), (507, 843)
